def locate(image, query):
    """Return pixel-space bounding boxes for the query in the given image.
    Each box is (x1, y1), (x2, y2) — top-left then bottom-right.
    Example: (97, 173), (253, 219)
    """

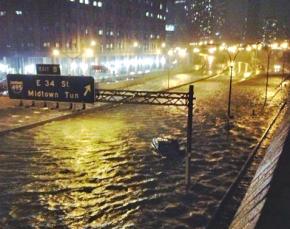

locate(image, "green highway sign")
(7, 74), (95, 103)
(36, 64), (61, 75)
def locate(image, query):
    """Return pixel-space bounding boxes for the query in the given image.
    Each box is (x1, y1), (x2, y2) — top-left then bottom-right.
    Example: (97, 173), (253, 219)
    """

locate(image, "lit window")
(97, 1), (102, 7)
(98, 30), (103, 35)
(15, 10), (22, 15)
(0, 11), (6, 16)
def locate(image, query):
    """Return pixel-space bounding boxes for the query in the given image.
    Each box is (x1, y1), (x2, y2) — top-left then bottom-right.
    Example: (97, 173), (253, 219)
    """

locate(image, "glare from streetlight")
(52, 49), (60, 57)
(208, 47), (216, 54)
(246, 46), (252, 52)
(90, 40), (97, 46)
(281, 42), (289, 50)
(193, 48), (200, 53)
(84, 48), (94, 58)
(133, 41), (139, 48)
(168, 50), (174, 56)
(270, 42), (279, 50)
(228, 46), (237, 53)
(178, 49), (187, 58)
(207, 55), (215, 67)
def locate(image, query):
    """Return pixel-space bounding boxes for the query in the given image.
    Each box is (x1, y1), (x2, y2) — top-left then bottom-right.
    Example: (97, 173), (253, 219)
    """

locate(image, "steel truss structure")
(95, 89), (194, 107)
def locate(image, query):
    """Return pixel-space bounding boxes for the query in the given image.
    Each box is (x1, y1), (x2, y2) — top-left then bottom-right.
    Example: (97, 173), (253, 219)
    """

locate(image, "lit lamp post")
(52, 48), (60, 64)
(263, 46), (272, 107)
(51, 49), (62, 108)
(226, 46), (240, 119)
(281, 42), (289, 83)
(262, 42), (283, 107)
(167, 49), (174, 89)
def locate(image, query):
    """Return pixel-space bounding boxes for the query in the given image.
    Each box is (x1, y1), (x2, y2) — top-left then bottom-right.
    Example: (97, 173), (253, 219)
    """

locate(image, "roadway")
(0, 67), (287, 228)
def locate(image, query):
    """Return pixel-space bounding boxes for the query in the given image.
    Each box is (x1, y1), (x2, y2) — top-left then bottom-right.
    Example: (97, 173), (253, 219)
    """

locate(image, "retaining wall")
(230, 90), (290, 229)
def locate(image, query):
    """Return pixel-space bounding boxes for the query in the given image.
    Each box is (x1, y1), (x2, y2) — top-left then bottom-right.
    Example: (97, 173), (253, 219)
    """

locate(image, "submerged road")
(0, 69), (286, 228)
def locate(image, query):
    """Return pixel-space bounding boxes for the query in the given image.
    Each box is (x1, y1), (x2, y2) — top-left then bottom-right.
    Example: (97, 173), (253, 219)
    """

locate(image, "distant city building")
(0, 0), (167, 75)
(223, 0), (248, 42)
(166, 0), (191, 45)
(189, 0), (215, 41)
(246, 0), (261, 42)
(259, 0), (289, 43)
(245, 0), (290, 43)
(166, 0), (227, 43)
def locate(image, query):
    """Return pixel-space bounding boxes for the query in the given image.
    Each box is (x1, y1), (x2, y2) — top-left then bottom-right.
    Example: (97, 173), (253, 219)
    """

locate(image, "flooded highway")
(0, 72), (286, 228)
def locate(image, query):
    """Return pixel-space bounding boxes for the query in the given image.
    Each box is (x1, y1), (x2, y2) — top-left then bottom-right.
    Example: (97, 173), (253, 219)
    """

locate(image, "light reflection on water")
(0, 105), (192, 228)
(0, 75), (284, 228)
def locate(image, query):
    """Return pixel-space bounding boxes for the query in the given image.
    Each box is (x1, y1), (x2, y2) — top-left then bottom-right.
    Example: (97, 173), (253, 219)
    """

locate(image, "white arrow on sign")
(84, 84), (91, 96)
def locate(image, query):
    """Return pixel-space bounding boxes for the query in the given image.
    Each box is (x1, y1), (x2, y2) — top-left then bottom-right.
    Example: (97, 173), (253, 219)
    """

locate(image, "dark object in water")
(151, 137), (184, 158)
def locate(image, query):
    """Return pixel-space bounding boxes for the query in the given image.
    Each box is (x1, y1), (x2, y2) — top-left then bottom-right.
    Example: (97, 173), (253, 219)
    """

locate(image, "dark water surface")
(0, 74), (285, 228)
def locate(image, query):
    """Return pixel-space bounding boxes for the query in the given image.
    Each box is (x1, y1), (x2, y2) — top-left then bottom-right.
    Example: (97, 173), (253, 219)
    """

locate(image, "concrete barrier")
(230, 88), (290, 229)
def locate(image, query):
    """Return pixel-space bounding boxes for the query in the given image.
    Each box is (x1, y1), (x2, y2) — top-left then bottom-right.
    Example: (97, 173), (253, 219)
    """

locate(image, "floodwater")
(0, 73), (286, 228)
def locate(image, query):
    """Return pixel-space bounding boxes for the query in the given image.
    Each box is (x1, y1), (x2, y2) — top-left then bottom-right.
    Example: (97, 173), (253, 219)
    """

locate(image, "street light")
(84, 48), (94, 58)
(167, 50), (174, 89)
(226, 46), (240, 118)
(52, 48), (60, 57)
(281, 42), (289, 84)
(52, 49), (60, 64)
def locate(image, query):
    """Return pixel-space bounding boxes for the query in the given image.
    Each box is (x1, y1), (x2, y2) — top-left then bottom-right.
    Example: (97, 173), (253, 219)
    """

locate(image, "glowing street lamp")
(133, 41), (139, 48)
(193, 48), (200, 53)
(178, 49), (187, 58)
(84, 48), (94, 58)
(208, 47), (217, 54)
(168, 50), (174, 56)
(228, 46), (238, 54)
(207, 55), (215, 68)
(281, 41), (289, 50)
(90, 40), (97, 47)
(52, 49), (60, 57)
(226, 46), (240, 118)
(156, 49), (161, 55)
(246, 46), (252, 52)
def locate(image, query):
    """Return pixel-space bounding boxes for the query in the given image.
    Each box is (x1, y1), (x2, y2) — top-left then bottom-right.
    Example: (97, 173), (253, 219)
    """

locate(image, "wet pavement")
(0, 70), (287, 228)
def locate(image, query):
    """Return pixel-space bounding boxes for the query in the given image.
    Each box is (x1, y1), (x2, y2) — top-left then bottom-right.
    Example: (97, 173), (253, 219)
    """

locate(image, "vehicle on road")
(151, 137), (184, 158)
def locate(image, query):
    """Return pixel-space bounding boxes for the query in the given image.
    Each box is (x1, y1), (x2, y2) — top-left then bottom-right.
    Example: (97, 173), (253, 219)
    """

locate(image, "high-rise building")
(246, 0), (261, 42)
(0, 0), (167, 74)
(221, 0), (248, 42)
(259, 0), (289, 43)
(245, 0), (290, 43)
(187, 0), (227, 41)
(189, 0), (215, 40)
(165, 0), (191, 44)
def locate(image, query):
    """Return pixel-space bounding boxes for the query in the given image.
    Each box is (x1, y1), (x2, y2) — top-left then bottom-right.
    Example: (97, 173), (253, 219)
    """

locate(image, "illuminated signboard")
(7, 74), (95, 103)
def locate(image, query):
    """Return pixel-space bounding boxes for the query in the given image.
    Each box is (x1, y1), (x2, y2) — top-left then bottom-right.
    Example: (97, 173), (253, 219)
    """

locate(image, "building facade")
(168, 0), (227, 42)
(0, 0), (167, 76)
(166, 0), (191, 45)
(245, 0), (290, 43)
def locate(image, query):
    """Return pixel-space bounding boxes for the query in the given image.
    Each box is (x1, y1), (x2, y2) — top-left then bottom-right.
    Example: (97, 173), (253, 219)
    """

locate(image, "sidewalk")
(0, 98), (75, 132)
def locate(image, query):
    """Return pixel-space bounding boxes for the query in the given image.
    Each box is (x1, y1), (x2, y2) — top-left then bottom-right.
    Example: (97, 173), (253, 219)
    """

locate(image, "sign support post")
(36, 64), (61, 108)
(186, 85), (193, 189)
